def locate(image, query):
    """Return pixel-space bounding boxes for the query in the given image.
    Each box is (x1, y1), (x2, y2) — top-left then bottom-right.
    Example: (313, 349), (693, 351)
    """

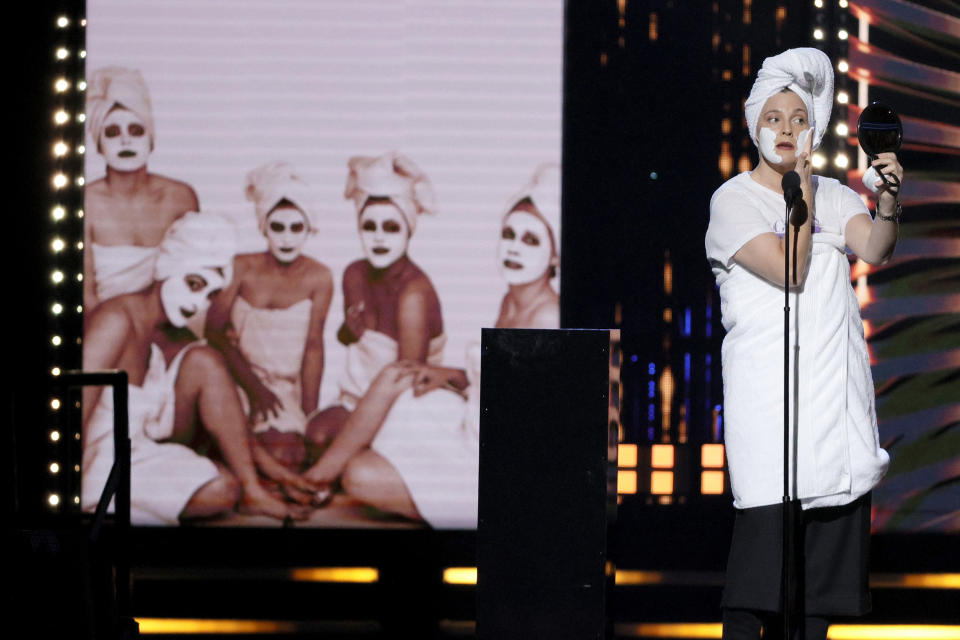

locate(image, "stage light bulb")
(838, 29), (849, 40)
(52, 335), (62, 346)
(50, 462), (60, 474)
(74, 464), (80, 472)
(76, 305), (83, 314)
(814, 0), (823, 7)
(77, 113), (86, 123)
(53, 141), (68, 157)
(79, 50), (87, 58)
(51, 367), (61, 376)
(836, 123), (849, 136)
(51, 270), (64, 284)
(839, 0), (848, 7)
(48, 494), (60, 507)
(74, 496), (80, 504)
(813, 28), (824, 40)
(53, 173), (68, 188)
(76, 176), (85, 186)
(834, 153), (850, 168)
(81, 18), (87, 26)
(812, 153), (827, 169)
(51, 399), (61, 411)
(54, 110), (69, 124)
(52, 303), (63, 315)
(51, 238), (65, 252)
(838, 60), (849, 73)
(837, 91), (849, 104)
(56, 48), (69, 60)
(54, 78), (69, 92)
(50, 430), (60, 441)
(56, 16), (69, 28)
(78, 80), (87, 91)
(76, 241), (84, 250)
(52, 206), (66, 220)
(77, 209), (84, 219)
(78, 144), (86, 154)
(76, 273), (83, 282)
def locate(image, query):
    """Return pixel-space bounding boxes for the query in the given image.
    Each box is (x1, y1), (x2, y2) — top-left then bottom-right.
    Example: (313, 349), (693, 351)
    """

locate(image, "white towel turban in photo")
(154, 212), (237, 283)
(504, 163), (561, 248)
(86, 66), (155, 150)
(744, 47), (834, 150)
(244, 162), (317, 233)
(344, 151), (436, 234)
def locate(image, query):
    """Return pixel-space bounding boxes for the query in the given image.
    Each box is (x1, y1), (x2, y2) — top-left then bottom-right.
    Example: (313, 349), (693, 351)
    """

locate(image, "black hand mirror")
(857, 102), (902, 193)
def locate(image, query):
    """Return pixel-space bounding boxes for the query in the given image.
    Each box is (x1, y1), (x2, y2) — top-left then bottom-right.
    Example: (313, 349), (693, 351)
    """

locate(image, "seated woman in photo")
(303, 164), (561, 528)
(83, 66), (200, 316)
(82, 213), (313, 525)
(305, 151), (447, 448)
(205, 163), (333, 471)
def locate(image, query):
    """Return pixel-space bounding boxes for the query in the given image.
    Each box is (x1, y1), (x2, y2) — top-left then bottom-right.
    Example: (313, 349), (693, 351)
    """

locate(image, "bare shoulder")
(299, 255), (333, 287)
(150, 174), (199, 208)
(527, 296), (560, 329)
(87, 295), (136, 338)
(343, 259), (367, 285)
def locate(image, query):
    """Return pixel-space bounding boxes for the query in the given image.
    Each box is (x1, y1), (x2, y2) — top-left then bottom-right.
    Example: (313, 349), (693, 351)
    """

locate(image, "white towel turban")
(344, 151), (435, 234)
(244, 162), (317, 233)
(154, 212), (237, 283)
(86, 66), (155, 150)
(744, 47), (834, 151)
(504, 163), (561, 249)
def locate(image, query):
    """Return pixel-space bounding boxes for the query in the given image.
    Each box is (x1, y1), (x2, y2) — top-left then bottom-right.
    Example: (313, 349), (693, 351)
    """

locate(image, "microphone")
(781, 171), (807, 226)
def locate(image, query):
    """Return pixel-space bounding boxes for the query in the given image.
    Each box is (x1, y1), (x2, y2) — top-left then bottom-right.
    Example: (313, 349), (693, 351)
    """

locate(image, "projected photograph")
(81, 0), (562, 528)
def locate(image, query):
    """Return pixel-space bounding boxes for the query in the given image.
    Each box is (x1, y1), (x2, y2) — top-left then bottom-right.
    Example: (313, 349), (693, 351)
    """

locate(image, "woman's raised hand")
(796, 127), (814, 201)
(344, 301), (367, 340)
(872, 152), (904, 200)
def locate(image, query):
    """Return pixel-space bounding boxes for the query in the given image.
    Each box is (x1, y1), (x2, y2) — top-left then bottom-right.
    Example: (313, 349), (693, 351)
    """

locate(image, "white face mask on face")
(159, 268), (227, 328)
(99, 108), (151, 172)
(498, 211), (555, 285)
(359, 202), (410, 269)
(264, 206), (309, 264)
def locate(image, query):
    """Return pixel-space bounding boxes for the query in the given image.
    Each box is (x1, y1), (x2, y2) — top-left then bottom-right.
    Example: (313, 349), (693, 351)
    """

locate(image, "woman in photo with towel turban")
(83, 66), (200, 317)
(82, 213), (313, 525)
(705, 48), (902, 639)
(304, 151), (448, 450)
(301, 164), (560, 528)
(205, 163), (333, 473)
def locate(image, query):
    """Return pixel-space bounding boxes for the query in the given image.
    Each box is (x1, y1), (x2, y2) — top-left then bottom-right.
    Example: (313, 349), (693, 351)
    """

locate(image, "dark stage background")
(9, 0), (959, 638)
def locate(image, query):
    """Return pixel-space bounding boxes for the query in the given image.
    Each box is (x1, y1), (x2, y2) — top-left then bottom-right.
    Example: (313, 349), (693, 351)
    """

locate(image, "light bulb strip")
(46, 7), (86, 513)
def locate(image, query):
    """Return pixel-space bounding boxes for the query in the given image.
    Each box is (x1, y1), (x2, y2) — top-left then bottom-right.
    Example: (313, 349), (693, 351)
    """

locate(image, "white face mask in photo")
(359, 202), (410, 269)
(99, 108), (151, 172)
(498, 211), (555, 285)
(159, 268), (227, 328)
(265, 206), (310, 264)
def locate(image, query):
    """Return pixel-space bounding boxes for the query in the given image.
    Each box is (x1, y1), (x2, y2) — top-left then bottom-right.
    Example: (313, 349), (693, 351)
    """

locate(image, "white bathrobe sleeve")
(706, 181), (777, 269)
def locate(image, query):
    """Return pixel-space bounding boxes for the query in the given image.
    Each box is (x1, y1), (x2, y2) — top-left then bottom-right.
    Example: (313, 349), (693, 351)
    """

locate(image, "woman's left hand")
(871, 152), (903, 201)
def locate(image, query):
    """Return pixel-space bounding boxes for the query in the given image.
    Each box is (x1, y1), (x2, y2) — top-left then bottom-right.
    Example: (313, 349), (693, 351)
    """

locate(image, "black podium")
(477, 328), (619, 640)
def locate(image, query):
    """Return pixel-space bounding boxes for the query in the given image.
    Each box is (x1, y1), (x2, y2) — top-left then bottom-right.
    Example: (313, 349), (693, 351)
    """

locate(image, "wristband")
(876, 199), (901, 224)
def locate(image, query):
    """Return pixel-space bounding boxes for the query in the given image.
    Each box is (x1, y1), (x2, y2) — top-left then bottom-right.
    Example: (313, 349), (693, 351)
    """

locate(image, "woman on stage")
(205, 163), (333, 471)
(302, 164), (560, 528)
(705, 48), (901, 639)
(82, 213), (312, 525)
(305, 151), (447, 448)
(83, 67), (200, 316)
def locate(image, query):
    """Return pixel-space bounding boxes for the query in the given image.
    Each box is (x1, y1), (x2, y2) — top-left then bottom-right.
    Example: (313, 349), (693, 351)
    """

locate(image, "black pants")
(722, 493), (872, 616)
(722, 608), (829, 640)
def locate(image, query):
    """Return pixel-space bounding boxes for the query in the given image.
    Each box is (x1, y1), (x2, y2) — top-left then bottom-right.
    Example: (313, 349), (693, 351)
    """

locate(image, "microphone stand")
(782, 193), (804, 640)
